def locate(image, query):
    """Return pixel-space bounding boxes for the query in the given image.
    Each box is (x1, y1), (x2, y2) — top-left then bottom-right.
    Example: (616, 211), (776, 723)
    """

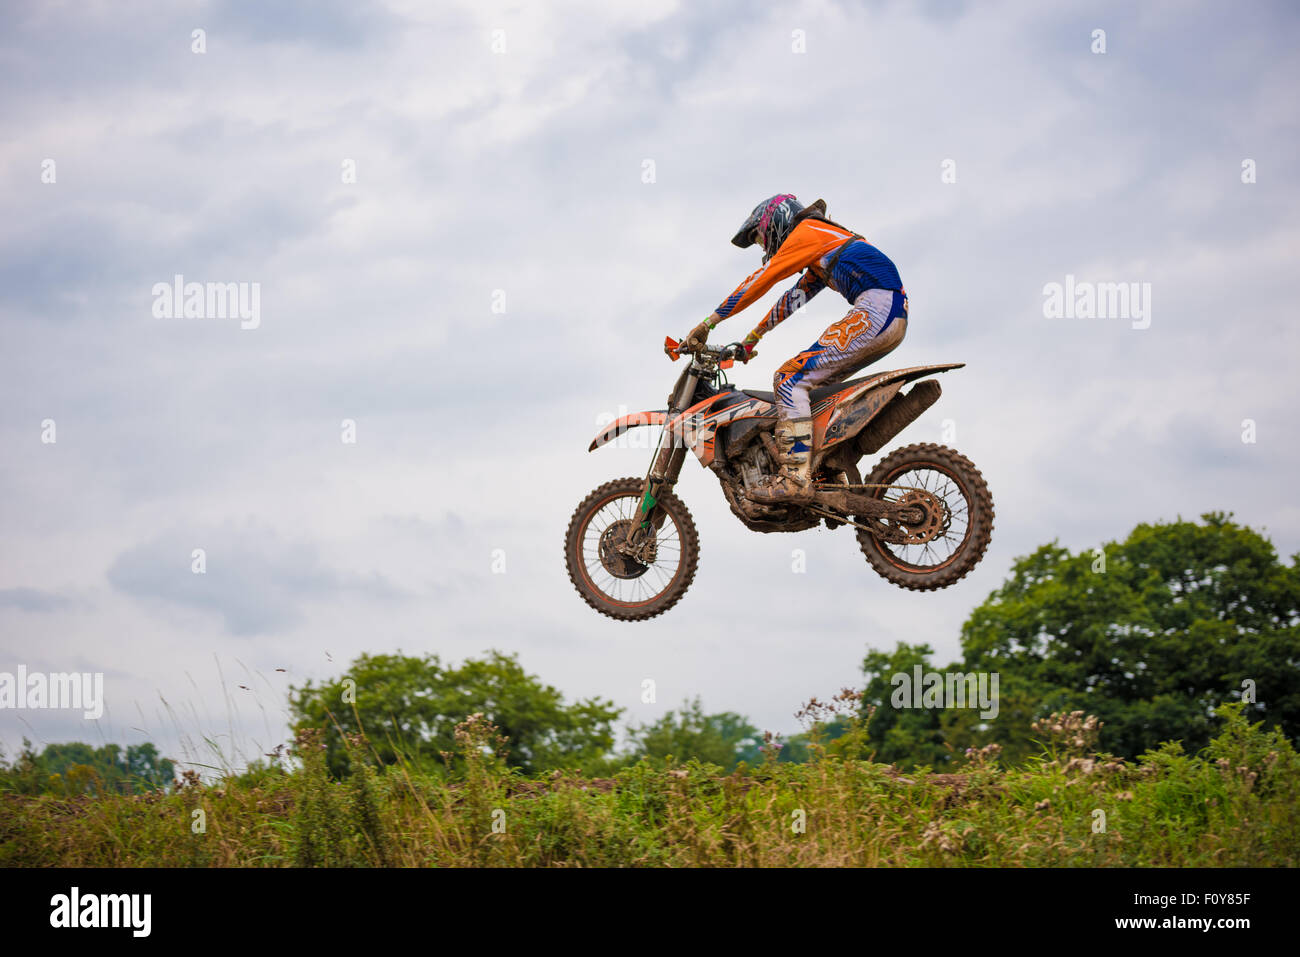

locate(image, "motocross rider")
(684, 194), (908, 504)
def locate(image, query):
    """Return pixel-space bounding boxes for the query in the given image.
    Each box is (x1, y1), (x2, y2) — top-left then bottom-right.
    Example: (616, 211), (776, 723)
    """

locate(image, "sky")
(2, 0), (1298, 772)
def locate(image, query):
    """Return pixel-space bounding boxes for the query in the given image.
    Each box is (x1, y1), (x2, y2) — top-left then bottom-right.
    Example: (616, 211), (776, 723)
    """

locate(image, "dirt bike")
(564, 335), (994, 621)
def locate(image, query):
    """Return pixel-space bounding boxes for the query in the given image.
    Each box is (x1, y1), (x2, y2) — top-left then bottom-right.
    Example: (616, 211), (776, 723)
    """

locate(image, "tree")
(859, 642), (952, 768)
(780, 715), (855, 763)
(0, 740), (175, 795)
(290, 651), (622, 777)
(863, 513), (1300, 768)
(624, 698), (762, 772)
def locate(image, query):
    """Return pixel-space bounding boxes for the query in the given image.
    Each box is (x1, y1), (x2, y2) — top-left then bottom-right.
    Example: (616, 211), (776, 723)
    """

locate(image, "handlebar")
(715, 342), (749, 362)
(664, 335), (749, 364)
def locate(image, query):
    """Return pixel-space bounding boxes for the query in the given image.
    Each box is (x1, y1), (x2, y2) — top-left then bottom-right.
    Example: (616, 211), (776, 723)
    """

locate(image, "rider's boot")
(748, 417), (815, 505)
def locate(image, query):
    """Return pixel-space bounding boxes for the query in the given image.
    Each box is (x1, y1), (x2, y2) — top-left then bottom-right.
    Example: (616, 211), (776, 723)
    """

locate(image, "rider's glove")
(685, 315), (718, 351)
(741, 331), (760, 362)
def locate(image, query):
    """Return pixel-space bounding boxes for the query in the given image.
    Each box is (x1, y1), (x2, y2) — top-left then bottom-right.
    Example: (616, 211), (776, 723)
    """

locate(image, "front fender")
(588, 410), (668, 451)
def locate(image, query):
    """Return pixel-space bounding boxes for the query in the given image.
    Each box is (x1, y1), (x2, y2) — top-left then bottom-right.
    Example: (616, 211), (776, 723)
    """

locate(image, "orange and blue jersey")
(714, 218), (904, 340)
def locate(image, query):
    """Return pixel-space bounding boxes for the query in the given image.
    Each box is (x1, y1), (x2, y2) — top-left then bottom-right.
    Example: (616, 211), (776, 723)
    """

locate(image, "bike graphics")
(566, 337), (995, 620)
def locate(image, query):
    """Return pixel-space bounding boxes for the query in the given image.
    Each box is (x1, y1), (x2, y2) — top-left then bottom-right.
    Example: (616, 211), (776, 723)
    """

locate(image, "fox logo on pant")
(819, 311), (872, 349)
(49, 887), (151, 937)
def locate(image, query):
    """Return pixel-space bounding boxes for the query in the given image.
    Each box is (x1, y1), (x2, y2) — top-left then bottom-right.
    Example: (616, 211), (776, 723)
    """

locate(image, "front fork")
(619, 368), (697, 561)
(618, 428), (686, 563)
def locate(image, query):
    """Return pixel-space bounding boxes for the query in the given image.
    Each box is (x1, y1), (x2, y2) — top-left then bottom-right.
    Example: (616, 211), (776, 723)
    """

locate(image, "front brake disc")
(599, 519), (650, 579)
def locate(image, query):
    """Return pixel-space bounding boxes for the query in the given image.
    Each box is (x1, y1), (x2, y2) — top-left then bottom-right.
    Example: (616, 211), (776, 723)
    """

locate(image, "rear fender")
(814, 384), (902, 451)
(815, 363), (964, 452)
(589, 411), (667, 451)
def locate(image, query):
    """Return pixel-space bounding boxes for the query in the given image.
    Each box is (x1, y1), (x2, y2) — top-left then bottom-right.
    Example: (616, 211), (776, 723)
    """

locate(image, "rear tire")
(565, 477), (700, 621)
(855, 443), (994, 590)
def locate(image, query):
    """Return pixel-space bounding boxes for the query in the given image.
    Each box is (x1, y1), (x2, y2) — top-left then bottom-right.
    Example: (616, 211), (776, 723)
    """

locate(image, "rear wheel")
(565, 477), (700, 621)
(855, 443), (994, 590)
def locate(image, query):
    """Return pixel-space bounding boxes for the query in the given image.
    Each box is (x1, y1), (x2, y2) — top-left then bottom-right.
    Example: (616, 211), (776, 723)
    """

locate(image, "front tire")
(565, 477), (700, 621)
(855, 443), (994, 591)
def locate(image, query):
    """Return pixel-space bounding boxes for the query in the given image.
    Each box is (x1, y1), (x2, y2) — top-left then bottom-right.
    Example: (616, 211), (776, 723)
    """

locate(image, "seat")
(742, 374), (876, 406)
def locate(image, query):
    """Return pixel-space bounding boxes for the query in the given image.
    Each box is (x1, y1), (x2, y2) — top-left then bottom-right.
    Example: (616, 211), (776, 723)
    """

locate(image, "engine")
(714, 434), (821, 534)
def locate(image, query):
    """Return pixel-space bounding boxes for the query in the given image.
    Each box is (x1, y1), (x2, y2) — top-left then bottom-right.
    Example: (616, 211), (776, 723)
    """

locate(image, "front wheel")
(855, 443), (994, 590)
(565, 477), (700, 621)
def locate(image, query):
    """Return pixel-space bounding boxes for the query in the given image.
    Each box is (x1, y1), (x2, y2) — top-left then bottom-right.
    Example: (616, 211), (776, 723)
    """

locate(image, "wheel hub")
(598, 519), (650, 579)
(894, 488), (947, 545)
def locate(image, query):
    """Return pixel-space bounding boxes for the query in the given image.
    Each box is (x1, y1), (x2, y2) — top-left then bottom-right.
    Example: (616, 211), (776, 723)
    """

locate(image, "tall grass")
(2, 703), (1296, 867)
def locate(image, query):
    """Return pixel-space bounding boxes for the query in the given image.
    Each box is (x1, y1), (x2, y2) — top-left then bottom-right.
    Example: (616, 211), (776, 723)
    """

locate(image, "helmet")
(731, 194), (804, 263)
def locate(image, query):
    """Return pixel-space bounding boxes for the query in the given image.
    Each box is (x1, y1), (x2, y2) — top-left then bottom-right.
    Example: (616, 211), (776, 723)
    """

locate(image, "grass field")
(3, 704), (1296, 867)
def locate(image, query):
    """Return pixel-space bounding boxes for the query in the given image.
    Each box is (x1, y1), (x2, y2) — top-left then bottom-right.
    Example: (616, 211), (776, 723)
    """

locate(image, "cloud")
(1, 0), (1297, 761)
(0, 588), (74, 613)
(106, 524), (406, 636)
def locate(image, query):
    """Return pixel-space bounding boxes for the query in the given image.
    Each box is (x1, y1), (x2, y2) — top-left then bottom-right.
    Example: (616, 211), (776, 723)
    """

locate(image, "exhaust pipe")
(855, 379), (942, 455)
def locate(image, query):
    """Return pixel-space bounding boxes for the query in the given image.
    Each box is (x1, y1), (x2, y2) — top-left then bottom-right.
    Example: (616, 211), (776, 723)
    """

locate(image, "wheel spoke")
(876, 464), (972, 570)
(580, 492), (685, 605)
